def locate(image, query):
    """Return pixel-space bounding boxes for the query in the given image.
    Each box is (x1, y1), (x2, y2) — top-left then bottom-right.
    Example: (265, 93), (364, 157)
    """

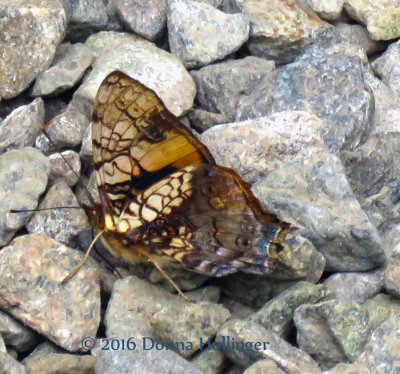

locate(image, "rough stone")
(115, 0), (167, 41)
(31, 43), (94, 96)
(0, 0), (66, 99)
(0, 98), (44, 154)
(231, 0), (334, 64)
(26, 181), (89, 247)
(0, 234), (100, 352)
(0, 148), (50, 246)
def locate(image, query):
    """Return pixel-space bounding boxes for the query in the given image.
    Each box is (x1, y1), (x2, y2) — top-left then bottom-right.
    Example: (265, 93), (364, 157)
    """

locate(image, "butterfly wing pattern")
(90, 71), (293, 277)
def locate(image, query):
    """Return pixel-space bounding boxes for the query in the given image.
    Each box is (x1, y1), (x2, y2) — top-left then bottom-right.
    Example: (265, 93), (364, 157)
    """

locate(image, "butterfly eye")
(236, 236), (251, 249)
(201, 182), (216, 196)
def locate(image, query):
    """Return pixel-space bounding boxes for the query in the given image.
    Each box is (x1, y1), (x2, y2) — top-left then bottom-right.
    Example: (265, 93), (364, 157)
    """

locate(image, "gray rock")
(191, 57), (275, 121)
(217, 319), (321, 372)
(323, 270), (384, 304)
(185, 286), (221, 303)
(61, 0), (122, 42)
(0, 148), (50, 246)
(105, 275), (194, 340)
(294, 300), (370, 369)
(0, 0), (66, 99)
(362, 294), (400, 333)
(384, 241), (400, 298)
(48, 150), (81, 187)
(253, 152), (384, 271)
(43, 98), (68, 123)
(187, 109), (230, 132)
(323, 362), (372, 374)
(304, 0), (343, 20)
(73, 34), (195, 118)
(0, 351), (26, 374)
(372, 39), (400, 98)
(0, 98), (44, 154)
(239, 51), (374, 153)
(26, 181), (89, 247)
(363, 68), (400, 135)
(230, 0), (333, 64)
(147, 265), (210, 292)
(151, 302), (230, 357)
(216, 233), (325, 307)
(95, 347), (202, 374)
(340, 132), (400, 230)
(221, 296), (256, 320)
(249, 282), (333, 337)
(243, 360), (286, 374)
(31, 43), (94, 96)
(356, 313), (400, 373)
(25, 353), (95, 374)
(344, 0), (400, 40)
(85, 31), (155, 58)
(200, 111), (327, 184)
(115, 0), (167, 41)
(201, 113), (384, 272)
(191, 349), (225, 374)
(35, 109), (89, 154)
(335, 22), (384, 55)
(23, 341), (64, 365)
(0, 310), (39, 353)
(168, 0), (249, 68)
(0, 234), (100, 352)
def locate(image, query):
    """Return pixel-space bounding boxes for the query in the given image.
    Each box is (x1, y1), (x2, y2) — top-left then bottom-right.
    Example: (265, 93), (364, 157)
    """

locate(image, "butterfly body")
(90, 71), (293, 277)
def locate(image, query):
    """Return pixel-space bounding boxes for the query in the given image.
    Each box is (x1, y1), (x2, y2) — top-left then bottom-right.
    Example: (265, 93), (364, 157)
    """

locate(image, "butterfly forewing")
(91, 70), (293, 277)
(92, 71), (215, 220)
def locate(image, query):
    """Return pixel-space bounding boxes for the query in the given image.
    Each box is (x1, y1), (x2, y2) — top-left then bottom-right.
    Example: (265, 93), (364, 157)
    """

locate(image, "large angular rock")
(0, 148), (50, 246)
(0, 234), (100, 352)
(0, 0), (66, 99)
(168, 0), (249, 68)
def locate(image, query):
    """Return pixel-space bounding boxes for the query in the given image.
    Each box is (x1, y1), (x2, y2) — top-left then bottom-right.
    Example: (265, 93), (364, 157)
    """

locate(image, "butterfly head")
(83, 204), (106, 231)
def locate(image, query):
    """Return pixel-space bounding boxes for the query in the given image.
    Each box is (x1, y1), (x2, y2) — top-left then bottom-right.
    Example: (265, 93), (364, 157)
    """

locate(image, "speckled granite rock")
(249, 282), (333, 337)
(25, 353), (95, 374)
(294, 300), (371, 369)
(150, 301), (230, 357)
(0, 148), (50, 246)
(191, 57), (275, 121)
(0, 98), (44, 155)
(72, 33), (195, 118)
(168, 0), (249, 68)
(31, 42), (94, 96)
(230, 0), (334, 64)
(0, 0), (66, 99)
(26, 181), (89, 247)
(115, 0), (167, 41)
(0, 234), (100, 352)
(344, 0), (400, 40)
(217, 319), (321, 372)
(35, 109), (89, 154)
(48, 150), (81, 187)
(95, 347), (202, 374)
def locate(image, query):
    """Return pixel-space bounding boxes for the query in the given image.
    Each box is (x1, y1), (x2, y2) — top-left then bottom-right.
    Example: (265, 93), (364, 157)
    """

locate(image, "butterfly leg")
(146, 257), (194, 303)
(61, 230), (104, 284)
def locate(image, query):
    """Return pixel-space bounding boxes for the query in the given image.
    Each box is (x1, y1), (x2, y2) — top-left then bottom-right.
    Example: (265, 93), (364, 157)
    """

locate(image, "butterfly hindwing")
(92, 71), (215, 222)
(117, 164), (293, 276)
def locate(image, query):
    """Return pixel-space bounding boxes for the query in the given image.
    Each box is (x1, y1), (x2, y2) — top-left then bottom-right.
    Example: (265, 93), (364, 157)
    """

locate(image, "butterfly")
(74, 71), (293, 293)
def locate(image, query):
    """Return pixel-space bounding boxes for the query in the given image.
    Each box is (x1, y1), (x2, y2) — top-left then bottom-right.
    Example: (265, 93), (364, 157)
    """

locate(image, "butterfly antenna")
(41, 126), (97, 207)
(9, 207), (84, 213)
(61, 229), (104, 284)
